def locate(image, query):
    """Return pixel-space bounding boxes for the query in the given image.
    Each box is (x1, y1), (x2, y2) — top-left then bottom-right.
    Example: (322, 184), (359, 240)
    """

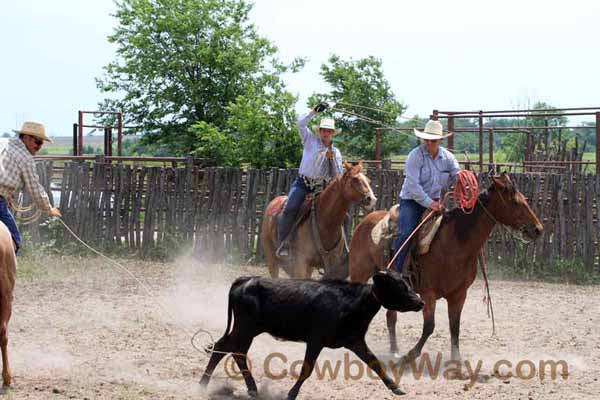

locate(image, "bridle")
(340, 173), (372, 207)
(477, 189), (534, 244)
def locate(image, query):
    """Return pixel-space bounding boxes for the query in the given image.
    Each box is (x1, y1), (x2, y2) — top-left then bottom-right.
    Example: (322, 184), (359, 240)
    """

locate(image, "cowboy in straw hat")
(392, 119), (461, 273)
(276, 101), (345, 257)
(0, 121), (61, 254)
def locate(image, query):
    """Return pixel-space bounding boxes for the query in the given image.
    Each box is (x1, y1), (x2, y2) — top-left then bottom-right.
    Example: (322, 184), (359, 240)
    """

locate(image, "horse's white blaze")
(359, 173), (377, 209)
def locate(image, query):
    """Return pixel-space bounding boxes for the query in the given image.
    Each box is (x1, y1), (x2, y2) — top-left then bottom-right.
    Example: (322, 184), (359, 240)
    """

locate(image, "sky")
(2, 0), (599, 136)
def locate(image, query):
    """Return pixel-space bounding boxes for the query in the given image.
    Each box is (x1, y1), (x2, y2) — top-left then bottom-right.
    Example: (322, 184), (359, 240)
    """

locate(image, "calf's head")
(372, 270), (424, 312)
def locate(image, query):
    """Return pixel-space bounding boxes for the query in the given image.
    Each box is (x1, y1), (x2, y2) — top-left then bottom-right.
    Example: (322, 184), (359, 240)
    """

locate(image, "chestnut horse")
(349, 173), (543, 363)
(262, 162), (376, 279)
(0, 223), (16, 387)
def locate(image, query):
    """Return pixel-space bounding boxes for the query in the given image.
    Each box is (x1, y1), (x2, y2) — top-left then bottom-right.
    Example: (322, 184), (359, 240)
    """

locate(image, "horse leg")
(293, 256), (309, 279)
(402, 292), (436, 363)
(0, 320), (11, 387)
(0, 293), (12, 387)
(265, 247), (279, 278)
(386, 309), (400, 356)
(447, 289), (468, 363)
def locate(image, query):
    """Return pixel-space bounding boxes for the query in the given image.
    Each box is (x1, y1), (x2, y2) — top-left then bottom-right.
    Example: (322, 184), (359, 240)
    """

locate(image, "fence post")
(447, 113), (454, 152)
(78, 111), (83, 156)
(596, 112), (600, 175)
(488, 128), (494, 167)
(374, 128), (381, 169)
(72, 123), (78, 156)
(478, 111), (483, 172)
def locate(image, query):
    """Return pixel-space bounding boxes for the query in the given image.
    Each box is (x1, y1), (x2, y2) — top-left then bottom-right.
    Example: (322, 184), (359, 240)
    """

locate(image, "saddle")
(371, 203), (443, 285)
(273, 193), (347, 269)
(371, 204), (443, 255)
(271, 193), (315, 232)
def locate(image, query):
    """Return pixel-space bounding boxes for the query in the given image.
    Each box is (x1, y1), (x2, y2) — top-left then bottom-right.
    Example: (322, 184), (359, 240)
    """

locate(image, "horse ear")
(344, 161), (352, 172)
(501, 171), (512, 183)
(491, 175), (506, 190)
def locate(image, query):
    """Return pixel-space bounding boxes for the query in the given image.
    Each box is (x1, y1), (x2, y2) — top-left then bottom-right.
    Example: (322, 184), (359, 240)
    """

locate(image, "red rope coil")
(454, 169), (479, 213)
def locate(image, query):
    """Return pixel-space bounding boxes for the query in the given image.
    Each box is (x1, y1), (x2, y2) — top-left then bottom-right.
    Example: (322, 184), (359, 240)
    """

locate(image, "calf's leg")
(232, 336), (258, 396)
(286, 344), (322, 400)
(199, 334), (231, 387)
(348, 339), (404, 395)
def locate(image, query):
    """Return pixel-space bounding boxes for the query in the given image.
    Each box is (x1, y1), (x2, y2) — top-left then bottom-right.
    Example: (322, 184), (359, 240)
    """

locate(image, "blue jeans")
(392, 199), (426, 273)
(0, 197), (21, 253)
(278, 177), (314, 244)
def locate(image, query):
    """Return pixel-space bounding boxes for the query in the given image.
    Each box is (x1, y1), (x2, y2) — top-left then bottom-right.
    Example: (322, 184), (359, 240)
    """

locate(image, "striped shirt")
(400, 144), (460, 208)
(297, 112), (343, 182)
(0, 138), (51, 212)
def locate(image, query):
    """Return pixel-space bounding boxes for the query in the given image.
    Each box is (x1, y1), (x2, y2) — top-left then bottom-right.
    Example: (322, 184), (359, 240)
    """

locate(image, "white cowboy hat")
(313, 117), (342, 135)
(13, 121), (53, 143)
(413, 120), (452, 140)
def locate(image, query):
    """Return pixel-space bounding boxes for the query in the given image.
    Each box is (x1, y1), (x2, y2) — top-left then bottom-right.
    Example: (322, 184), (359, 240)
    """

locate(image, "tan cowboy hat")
(312, 117), (342, 136)
(413, 120), (452, 140)
(13, 121), (53, 143)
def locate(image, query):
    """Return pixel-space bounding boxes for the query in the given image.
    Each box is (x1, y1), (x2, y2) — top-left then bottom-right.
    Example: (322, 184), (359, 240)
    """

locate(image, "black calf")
(199, 270), (424, 399)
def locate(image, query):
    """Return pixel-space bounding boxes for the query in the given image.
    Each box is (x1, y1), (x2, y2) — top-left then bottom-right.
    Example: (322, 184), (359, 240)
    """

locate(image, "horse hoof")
(391, 387), (406, 396)
(248, 390), (259, 398)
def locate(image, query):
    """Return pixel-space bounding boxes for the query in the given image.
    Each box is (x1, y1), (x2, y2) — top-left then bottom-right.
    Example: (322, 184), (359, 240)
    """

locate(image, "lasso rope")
(453, 169), (479, 213)
(387, 169), (480, 271)
(56, 217), (247, 373)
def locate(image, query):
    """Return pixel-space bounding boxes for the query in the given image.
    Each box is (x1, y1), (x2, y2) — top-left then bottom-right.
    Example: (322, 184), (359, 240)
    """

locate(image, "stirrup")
(276, 241), (290, 258)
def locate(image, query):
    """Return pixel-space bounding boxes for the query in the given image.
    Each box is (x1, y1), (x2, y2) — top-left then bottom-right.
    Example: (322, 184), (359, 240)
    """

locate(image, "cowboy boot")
(276, 212), (294, 258)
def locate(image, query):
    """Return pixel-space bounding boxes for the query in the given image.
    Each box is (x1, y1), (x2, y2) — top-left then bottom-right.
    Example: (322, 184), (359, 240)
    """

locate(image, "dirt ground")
(5, 255), (600, 399)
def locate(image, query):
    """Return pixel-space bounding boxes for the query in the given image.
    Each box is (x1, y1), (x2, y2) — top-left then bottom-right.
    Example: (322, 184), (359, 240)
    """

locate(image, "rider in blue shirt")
(393, 120), (460, 272)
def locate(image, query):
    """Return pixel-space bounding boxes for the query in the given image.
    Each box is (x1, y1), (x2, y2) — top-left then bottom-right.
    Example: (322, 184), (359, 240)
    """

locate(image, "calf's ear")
(372, 270), (390, 287)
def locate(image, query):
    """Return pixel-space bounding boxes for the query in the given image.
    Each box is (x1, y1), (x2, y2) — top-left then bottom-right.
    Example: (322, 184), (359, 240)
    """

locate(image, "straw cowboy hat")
(312, 117), (342, 136)
(414, 120), (452, 140)
(13, 121), (53, 143)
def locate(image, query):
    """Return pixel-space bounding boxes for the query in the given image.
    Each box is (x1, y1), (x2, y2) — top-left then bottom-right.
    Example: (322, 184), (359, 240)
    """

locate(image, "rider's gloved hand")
(313, 101), (329, 113)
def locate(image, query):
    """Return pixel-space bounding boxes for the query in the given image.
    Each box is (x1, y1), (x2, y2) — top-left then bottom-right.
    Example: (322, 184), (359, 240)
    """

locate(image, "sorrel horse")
(261, 162), (376, 279)
(349, 173), (543, 363)
(0, 223), (16, 387)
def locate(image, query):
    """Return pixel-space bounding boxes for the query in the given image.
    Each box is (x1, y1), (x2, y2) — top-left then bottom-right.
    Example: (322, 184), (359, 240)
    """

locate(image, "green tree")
(309, 55), (406, 159)
(226, 78), (301, 168)
(501, 102), (570, 162)
(189, 121), (238, 166)
(97, 0), (303, 159)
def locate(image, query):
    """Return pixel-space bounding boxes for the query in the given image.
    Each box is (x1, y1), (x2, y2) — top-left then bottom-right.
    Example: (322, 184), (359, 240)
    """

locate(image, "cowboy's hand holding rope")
(49, 207), (62, 218)
(313, 101), (329, 113)
(429, 200), (442, 214)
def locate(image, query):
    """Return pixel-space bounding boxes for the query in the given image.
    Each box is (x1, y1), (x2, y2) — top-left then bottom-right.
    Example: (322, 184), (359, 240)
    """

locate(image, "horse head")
(340, 161), (377, 210)
(486, 172), (544, 242)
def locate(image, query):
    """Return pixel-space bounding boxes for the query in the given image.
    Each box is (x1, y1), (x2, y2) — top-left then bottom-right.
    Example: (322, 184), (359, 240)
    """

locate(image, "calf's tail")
(223, 287), (234, 338)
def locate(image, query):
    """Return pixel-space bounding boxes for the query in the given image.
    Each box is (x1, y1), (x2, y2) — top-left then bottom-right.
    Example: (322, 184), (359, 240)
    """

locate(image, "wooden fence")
(20, 161), (600, 270)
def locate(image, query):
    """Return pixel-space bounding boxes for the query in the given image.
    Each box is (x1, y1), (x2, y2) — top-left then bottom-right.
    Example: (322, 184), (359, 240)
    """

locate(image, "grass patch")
(486, 258), (600, 285)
